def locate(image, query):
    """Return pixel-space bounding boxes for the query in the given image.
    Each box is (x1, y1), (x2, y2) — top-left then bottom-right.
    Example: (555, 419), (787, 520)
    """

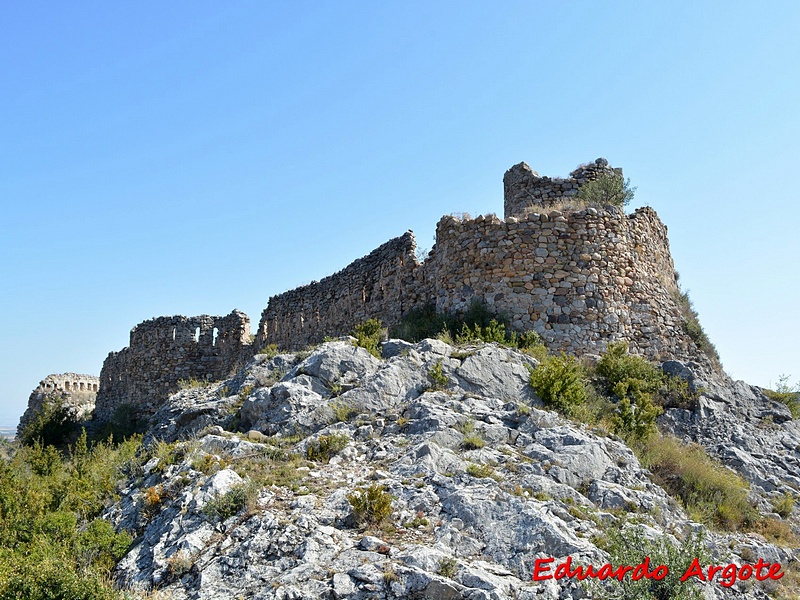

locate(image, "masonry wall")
(256, 207), (700, 363)
(95, 310), (252, 420)
(88, 160), (710, 420)
(18, 373), (99, 437)
(503, 158), (622, 218)
(256, 232), (425, 349)
(426, 207), (694, 360)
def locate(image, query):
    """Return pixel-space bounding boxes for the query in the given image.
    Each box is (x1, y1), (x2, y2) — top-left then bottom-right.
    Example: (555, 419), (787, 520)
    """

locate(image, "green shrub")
(389, 303), (449, 342)
(596, 524), (707, 600)
(20, 394), (81, 448)
(437, 557), (459, 579)
(391, 300), (547, 356)
(232, 447), (306, 491)
(258, 343), (279, 357)
(595, 343), (663, 441)
(352, 318), (385, 358)
(0, 550), (122, 600)
(74, 518), (132, 573)
(611, 378), (662, 442)
(427, 360), (449, 391)
(596, 342), (663, 393)
(774, 491), (795, 518)
(466, 463), (496, 479)
(461, 433), (485, 450)
(455, 319), (507, 345)
(202, 483), (255, 521)
(347, 484), (393, 528)
(764, 375), (800, 419)
(0, 432), (141, 600)
(657, 374), (700, 410)
(306, 433), (350, 462)
(330, 401), (358, 423)
(528, 354), (586, 417)
(573, 171), (636, 208)
(91, 403), (147, 443)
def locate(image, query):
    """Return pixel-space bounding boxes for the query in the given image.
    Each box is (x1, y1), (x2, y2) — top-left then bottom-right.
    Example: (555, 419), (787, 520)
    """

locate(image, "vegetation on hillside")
(390, 300), (546, 357)
(0, 431), (141, 599)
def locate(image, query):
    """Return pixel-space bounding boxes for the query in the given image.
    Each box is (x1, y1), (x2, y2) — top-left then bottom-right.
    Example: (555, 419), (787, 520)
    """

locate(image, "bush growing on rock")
(427, 360), (449, 391)
(595, 342), (663, 393)
(351, 318), (385, 358)
(527, 354), (587, 417)
(673, 288), (720, 365)
(202, 483), (256, 522)
(306, 433), (350, 462)
(594, 524), (707, 600)
(347, 484), (393, 528)
(763, 375), (800, 419)
(573, 171), (636, 208)
(595, 342), (663, 441)
(636, 434), (757, 531)
(390, 300), (547, 357)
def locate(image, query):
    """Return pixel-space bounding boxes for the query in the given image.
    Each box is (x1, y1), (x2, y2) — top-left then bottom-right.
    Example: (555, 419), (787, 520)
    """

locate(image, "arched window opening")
(212, 327), (219, 346)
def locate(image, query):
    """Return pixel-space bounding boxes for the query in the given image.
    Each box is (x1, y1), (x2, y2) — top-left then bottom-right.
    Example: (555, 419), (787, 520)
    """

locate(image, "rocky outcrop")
(659, 362), (800, 504)
(107, 341), (797, 599)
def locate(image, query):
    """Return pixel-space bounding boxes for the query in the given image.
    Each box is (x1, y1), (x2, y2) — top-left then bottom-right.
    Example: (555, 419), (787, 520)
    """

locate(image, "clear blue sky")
(2, 2), (799, 425)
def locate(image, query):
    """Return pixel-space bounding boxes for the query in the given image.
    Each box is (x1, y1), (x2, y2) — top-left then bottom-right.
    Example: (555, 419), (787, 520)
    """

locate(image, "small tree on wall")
(574, 172), (636, 208)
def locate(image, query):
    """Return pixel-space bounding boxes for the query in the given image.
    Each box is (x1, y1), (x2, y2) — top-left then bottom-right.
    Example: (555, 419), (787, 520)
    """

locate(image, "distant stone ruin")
(17, 373), (99, 438)
(94, 310), (252, 420)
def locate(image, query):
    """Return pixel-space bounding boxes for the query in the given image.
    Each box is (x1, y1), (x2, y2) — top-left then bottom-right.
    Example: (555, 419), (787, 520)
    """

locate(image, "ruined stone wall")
(254, 158), (706, 363)
(425, 207), (695, 360)
(503, 158), (622, 218)
(95, 310), (252, 420)
(256, 232), (425, 349)
(18, 373), (99, 437)
(256, 206), (701, 363)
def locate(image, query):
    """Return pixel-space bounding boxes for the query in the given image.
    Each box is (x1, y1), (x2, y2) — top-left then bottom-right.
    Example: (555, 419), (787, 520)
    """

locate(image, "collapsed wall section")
(426, 207), (693, 360)
(95, 310), (251, 420)
(256, 232), (425, 349)
(503, 158), (622, 218)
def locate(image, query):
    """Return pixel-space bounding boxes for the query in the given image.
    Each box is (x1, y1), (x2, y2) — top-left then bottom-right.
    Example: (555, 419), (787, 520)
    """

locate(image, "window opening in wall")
(173, 327), (176, 341)
(79, 382), (84, 391)
(212, 327), (219, 346)
(194, 327), (200, 343)
(93, 383), (98, 392)
(65, 381), (70, 391)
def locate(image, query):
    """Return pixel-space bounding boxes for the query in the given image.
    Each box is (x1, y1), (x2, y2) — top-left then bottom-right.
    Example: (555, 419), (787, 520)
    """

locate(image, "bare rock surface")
(108, 341), (797, 599)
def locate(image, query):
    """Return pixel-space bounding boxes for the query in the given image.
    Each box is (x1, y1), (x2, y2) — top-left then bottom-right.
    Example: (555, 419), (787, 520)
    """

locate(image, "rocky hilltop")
(11, 160), (800, 599)
(101, 339), (798, 599)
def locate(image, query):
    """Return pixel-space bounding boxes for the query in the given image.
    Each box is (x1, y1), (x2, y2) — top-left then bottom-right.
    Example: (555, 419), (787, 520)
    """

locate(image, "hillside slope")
(104, 339), (799, 599)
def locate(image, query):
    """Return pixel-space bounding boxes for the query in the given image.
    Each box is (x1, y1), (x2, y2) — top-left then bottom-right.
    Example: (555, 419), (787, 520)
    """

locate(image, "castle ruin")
(17, 373), (99, 438)
(88, 159), (706, 421)
(94, 311), (252, 420)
